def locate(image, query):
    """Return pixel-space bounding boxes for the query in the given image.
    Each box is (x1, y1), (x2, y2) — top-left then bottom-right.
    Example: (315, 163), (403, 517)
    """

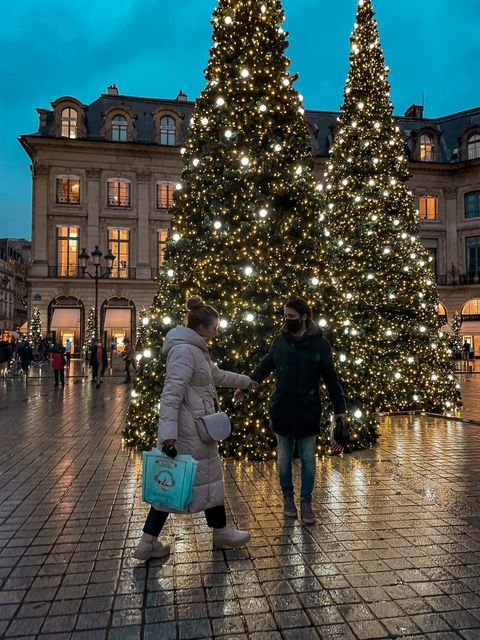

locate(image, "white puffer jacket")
(158, 326), (251, 513)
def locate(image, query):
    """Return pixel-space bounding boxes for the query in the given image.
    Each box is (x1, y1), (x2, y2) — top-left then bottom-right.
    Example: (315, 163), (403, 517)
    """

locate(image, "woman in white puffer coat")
(134, 296), (258, 561)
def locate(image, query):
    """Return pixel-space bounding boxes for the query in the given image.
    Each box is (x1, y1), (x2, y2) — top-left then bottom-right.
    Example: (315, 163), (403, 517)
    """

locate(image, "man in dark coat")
(235, 298), (347, 525)
(16, 338), (33, 377)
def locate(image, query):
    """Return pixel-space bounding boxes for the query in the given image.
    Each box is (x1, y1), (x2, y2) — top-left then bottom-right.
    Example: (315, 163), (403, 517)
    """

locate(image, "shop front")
(101, 297), (135, 353)
(48, 296), (83, 355)
(461, 299), (480, 357)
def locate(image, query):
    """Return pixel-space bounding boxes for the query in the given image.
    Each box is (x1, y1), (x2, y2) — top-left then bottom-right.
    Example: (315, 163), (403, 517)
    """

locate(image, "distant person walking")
(50, 340), (66, 387)
(65, 338), (72, 367)
(0, 339), (10, 378)
(123, 338), (136, 383)
(16, 338), (33, 377)
(90, 340), (108, 388)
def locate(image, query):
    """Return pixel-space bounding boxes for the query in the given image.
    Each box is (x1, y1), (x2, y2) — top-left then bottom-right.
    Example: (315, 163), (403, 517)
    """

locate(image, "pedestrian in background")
(235, 298), (347, 525)
(65, 338), (72, 367)
(90, 340), (108, 388)
(50, 340), (66, 387)
(17, 337), (33, 377)
(123, 337), (136, 383)
(0, 339), (9, 378)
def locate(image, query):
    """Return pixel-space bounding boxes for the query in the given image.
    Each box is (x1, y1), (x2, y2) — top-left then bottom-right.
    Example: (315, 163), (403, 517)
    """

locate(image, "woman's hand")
(248, 379), (259, 391)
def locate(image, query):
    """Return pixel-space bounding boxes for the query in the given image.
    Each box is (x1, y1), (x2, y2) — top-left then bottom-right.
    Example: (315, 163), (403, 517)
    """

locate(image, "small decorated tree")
(28, 306), (42, 346)
(83, 307), (95, 358)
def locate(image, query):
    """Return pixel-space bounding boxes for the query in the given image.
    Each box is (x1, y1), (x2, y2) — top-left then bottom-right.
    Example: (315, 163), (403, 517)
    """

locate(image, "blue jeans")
(276, 434), (317, 501)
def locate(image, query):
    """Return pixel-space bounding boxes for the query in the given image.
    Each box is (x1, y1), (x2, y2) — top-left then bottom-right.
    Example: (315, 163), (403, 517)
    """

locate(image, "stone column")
(136, 171), (151, 280)
(444, 187), (458, 283)
(30, 163), (49, 278)
(86, 168), (101, 251)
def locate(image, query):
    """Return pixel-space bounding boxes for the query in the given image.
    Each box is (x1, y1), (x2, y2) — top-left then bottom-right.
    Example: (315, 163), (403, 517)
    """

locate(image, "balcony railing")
(48, 265), (79, 278)
(436, 273), (480, 286)
(47, 266), (137, 279)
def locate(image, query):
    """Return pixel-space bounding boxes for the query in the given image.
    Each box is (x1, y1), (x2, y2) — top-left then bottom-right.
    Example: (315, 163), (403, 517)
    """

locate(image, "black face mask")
(285, 318), (303, 333)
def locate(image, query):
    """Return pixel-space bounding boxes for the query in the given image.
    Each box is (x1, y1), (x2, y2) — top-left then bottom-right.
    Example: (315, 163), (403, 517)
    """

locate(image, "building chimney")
(404, 104), (424, 119)
(107, 84), (119, 96)
(176, 90), (188, 102)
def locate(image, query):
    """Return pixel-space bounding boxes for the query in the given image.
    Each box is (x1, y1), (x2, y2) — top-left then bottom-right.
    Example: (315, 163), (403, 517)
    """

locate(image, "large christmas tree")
(321, 0), (461, 415)
(125, 0), (376, 458)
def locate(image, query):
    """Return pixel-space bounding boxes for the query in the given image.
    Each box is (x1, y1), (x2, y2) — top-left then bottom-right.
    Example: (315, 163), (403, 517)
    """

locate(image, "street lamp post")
(79, 246), (115, 343)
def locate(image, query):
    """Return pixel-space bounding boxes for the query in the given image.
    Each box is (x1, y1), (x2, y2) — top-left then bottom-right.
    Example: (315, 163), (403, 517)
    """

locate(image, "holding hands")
(234, 379), (259, 404)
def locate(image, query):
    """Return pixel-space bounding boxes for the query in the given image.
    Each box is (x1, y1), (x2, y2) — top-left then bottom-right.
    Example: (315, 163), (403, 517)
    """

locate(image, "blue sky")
(0, 0), (478, 239)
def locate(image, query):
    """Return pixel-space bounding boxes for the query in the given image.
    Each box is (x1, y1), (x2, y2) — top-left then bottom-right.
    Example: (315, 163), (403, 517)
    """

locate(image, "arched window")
(61, 108), (78, 138)
(419, 133), (434, 161)
(160, 116), (176, 146)
(438, 303), (447, 319)
(467, 134), (480, 160)
(111, 114), (128, 142)
(462, 299), (480, 316)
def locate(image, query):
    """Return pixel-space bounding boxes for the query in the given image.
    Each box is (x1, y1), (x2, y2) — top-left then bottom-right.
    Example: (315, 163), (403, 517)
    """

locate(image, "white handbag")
(185, 356), (232, 444)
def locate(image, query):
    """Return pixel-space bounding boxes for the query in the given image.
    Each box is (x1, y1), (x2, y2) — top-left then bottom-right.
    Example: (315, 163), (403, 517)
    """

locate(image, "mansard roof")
(25, 91), (480, 163)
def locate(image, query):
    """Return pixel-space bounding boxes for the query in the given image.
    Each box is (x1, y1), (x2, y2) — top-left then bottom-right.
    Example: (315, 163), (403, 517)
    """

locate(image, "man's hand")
(233, 388), (246, 404)
(248, 380), (259, 391)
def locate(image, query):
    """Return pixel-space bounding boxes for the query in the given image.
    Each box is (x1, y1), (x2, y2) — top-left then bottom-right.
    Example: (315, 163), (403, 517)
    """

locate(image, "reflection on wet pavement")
(0, 376), (479, 638)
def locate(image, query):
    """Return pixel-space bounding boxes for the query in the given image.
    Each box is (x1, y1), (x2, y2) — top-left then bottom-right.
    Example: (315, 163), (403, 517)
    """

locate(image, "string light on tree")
(321, 0), (461, 418)
(123, 0), (342, 459)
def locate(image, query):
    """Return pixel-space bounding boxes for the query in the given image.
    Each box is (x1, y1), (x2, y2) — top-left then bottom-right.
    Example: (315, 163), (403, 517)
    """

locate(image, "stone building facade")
(0, 239), (30, 333)
(20, 87), (480, 356)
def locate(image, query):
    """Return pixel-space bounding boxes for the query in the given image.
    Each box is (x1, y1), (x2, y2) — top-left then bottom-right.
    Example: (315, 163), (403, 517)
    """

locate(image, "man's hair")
(285, 298), (312, 325)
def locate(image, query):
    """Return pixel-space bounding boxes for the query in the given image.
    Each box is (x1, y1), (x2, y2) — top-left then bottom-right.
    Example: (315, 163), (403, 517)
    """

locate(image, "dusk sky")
(0, 0), (478, 239)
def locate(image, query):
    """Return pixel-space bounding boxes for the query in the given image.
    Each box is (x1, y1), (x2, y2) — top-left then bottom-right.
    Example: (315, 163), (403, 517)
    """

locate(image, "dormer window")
(61, 108), (78, 138)
(112, 114), (128, 142)
(419, 133), (434, 161)
(160, 116), (176, 146)
(467, 134), (480, 160)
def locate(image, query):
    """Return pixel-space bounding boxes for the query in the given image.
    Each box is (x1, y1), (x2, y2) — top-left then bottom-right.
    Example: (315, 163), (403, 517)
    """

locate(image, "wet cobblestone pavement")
(1, 372), (480, 639)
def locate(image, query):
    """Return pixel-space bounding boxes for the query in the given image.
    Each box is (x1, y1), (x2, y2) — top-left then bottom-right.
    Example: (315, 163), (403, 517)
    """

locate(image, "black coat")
(89, 345), (108, 368)
(250, 324), (346, 438)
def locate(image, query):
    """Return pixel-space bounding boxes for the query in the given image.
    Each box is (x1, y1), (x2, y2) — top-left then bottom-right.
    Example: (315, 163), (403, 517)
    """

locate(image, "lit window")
(108, 228), (130, 278)
(465, 191), (480, 219)
(57, 226), (79, 277)
(160, 116), (176, 146)
(61, 108), (78, 139)
(462, 298), (480, 316)
(108, 180), (130, 207)
(112, 114), (128, 142)
(419, 133), (434, 161)
(467, 134), (480, 160)
(158, 230), (168, 270)
(157, 183), (175, 209)
(438, 303), (447, 318)
(466, 236), (480, 276)
(419, 194), (438, 220)
(56, 177), (80, 204)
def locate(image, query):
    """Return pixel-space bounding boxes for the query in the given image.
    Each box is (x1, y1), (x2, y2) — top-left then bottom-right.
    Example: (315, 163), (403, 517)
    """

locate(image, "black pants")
(143, 505), (227, 536)
(92, 363), (106, 380)
(54, 370), (65, 386)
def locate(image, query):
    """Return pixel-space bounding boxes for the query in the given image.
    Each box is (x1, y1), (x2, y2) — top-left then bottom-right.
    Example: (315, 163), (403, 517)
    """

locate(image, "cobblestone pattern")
(0, 377), (480, 639)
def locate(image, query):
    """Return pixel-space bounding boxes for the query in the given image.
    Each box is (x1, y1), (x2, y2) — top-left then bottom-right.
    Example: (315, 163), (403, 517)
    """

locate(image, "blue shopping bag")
(142, 449), (198, 513)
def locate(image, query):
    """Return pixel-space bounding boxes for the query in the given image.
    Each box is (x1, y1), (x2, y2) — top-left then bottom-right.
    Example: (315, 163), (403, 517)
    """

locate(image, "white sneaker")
(133, 534), (170, 561)
(212, 526), (251, 549)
